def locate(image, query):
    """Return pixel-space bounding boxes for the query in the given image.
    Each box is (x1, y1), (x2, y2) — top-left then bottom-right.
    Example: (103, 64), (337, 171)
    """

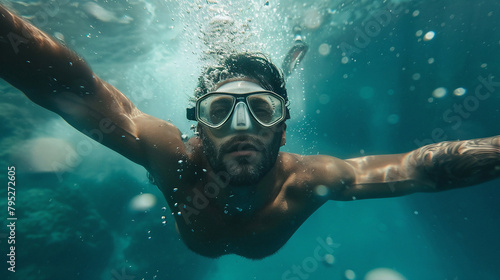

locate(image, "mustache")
(219, 135), (266, 155)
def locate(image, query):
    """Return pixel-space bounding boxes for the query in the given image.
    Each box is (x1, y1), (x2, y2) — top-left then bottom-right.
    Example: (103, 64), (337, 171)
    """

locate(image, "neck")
(212, 163), (281, 218)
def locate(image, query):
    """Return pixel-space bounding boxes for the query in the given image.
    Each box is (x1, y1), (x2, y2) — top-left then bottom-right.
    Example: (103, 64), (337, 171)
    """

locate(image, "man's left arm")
(327, 136), (500, 200)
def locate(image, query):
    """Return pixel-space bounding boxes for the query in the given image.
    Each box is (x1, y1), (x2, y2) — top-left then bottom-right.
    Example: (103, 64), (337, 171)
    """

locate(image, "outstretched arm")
(0, 4), (183, 168)
(308, 136), (500, 201)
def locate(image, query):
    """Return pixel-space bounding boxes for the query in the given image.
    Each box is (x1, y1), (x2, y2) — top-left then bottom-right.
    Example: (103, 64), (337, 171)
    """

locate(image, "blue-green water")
(1, 0), (500, 279)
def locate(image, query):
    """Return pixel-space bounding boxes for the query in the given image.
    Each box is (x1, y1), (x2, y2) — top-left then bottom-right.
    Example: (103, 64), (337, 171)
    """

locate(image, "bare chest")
(173, 202), (306, 259)
(153, 153), (323, 258)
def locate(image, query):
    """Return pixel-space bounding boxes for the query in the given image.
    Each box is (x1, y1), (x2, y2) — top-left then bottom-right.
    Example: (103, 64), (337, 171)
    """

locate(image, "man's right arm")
(0, 4), (183, 168)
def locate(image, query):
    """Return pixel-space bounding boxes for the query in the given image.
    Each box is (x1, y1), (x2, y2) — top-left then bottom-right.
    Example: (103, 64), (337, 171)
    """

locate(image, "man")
(1, 4), (499, 260)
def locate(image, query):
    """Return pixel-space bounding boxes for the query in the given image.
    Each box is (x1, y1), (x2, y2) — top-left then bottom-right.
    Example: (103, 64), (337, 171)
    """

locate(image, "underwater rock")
(0, 184), (113, 280)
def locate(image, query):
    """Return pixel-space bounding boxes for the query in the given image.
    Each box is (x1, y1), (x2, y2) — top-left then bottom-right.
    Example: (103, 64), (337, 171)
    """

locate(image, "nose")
(230, 102), (253, 131)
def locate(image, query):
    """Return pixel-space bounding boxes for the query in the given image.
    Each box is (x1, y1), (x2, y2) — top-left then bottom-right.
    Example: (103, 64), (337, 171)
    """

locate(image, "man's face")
(198, 80), (286, 186)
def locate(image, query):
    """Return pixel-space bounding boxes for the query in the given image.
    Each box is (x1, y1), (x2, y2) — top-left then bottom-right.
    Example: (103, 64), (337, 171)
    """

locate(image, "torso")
(149, 138), (329, 259)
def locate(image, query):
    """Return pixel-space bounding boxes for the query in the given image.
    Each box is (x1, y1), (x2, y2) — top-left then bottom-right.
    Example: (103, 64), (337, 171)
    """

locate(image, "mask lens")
(198, 94), (235, 127)
(247, 93), (284, 126)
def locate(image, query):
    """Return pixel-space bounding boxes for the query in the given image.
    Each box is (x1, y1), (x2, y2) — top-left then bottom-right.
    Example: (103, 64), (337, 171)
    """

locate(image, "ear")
(280, 123), (287, 146)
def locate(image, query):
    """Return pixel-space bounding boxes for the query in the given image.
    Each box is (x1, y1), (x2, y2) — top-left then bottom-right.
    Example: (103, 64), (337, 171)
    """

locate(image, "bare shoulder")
(278, 152), (356, 198)
(132, 114), (189, 169)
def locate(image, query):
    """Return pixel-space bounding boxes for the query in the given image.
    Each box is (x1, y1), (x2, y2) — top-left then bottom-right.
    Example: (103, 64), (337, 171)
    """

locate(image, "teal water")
(1, 0), (500, 279)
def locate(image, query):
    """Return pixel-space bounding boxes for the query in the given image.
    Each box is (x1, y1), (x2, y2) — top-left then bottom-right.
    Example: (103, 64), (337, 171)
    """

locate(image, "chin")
(201, 129), (281, 186)
(224, 161), (263, 186)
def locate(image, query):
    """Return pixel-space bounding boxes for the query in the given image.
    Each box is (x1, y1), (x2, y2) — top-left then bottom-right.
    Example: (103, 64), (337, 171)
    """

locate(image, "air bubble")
(424, 31), (435, 41)
(432, 87), (447, 98)
(319, 94), (330, 104)
(318, 43), (331, 56)
(324, 254), (335, 265)
(303, 8), (322, 29)
(314, 185), (328, 196)
(345, 270), (356, 280)
(365, 268), (406, 280)
(453, 87), (467, 96)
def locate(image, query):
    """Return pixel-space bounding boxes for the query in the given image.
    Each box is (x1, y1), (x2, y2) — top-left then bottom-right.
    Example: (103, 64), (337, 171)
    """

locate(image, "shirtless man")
(1, 4), (499, 259)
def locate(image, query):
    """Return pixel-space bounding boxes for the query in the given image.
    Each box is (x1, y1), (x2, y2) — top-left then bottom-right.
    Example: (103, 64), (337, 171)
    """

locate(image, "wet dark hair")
(194, 52), (288, 103)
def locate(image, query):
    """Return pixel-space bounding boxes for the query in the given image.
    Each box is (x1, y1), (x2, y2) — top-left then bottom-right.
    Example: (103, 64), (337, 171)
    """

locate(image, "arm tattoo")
(409, 136), (500, 190)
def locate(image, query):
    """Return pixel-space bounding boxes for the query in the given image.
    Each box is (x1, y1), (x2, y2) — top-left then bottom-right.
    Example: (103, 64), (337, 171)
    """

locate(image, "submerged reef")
(0, 178), (113, 280)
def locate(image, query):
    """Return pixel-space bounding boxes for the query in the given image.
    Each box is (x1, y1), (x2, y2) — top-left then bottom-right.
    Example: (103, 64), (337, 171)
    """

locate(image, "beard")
(201, 130), (282, 186)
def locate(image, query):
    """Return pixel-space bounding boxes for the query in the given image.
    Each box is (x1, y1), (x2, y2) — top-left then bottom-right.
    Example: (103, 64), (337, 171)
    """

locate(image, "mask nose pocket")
(231, 102), (252, 130)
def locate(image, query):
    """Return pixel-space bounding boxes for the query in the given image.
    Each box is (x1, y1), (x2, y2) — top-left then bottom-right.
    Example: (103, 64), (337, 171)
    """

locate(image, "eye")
(209, 98), (232, 122)
(210, 107), (230, 119)
(249, 98), (274, 122)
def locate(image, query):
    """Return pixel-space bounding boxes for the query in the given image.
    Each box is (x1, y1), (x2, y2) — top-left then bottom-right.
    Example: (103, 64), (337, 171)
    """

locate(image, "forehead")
(214, 79), (265, 94)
